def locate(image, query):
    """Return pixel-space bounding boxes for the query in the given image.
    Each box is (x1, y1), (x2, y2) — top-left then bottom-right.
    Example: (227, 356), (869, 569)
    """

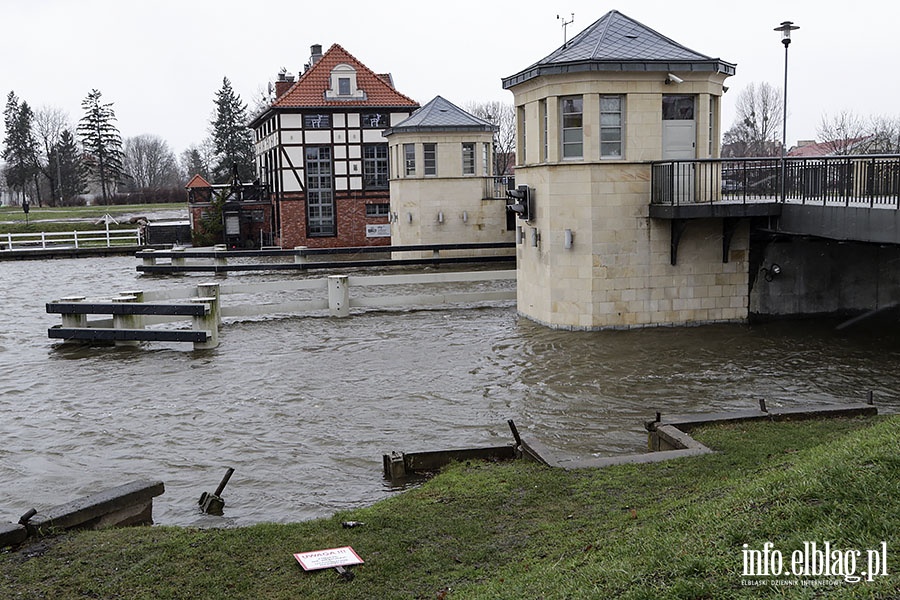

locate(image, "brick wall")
(278, 191), (391, 249)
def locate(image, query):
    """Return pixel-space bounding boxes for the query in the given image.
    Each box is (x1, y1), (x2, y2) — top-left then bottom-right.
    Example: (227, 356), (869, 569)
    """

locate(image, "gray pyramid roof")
(503, 10), (735, 88)
(384, 96), (497, 135)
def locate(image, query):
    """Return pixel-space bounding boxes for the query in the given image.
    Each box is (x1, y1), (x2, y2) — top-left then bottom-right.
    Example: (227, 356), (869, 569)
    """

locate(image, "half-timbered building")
(250, 44), (420, 249)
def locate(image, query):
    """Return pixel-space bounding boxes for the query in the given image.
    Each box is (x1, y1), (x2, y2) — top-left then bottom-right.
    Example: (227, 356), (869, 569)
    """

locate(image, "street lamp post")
(774, 20), (799, 202)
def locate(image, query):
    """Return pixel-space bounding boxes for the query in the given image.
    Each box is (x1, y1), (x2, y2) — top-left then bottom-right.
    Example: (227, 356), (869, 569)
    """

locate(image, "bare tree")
(34, 105), (73, 205)
(866, 115), (900, 154)
(465, 101), (516, 176)
(722, 82), (783, 157)
(123, 134), (180, 191)
(816, 110), (868, 155)
(249, 83), (274, 120)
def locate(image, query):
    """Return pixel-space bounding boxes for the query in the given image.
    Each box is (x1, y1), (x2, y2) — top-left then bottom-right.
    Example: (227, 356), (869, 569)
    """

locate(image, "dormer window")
(325, 64), (366, 100)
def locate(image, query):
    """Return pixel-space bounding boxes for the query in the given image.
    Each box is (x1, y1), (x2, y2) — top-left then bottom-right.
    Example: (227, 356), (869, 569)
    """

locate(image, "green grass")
(0, 204), (186, 235)
(1, 416), (897, 599)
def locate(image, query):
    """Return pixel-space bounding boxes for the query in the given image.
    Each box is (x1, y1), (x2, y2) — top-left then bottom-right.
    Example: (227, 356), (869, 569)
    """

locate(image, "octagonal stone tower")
(503, 10), (742, 329)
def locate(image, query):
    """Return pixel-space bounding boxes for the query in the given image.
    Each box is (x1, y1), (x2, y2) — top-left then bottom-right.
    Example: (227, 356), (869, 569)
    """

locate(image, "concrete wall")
(750, 238), (900, 317)
(515, 162), (749, 329)
(2, 480), (164, 549)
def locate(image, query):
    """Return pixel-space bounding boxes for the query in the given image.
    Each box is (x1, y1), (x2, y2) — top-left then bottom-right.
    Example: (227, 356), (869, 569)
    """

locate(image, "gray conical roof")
(384, 96), (497, 135)
(503, 10), (735, 88)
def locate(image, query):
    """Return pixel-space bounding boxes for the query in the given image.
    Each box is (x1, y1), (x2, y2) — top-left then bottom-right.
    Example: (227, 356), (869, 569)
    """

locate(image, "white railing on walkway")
(2, 228), (143, 251)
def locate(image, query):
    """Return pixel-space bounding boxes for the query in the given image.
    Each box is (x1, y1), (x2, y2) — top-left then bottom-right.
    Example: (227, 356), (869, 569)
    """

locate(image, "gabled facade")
(250, 44), (420, 249)
(384, 95), (514, 255)
(503, 10), (738, 329)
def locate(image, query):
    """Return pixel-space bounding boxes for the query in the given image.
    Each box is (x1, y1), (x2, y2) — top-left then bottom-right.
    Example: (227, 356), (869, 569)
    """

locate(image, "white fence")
(2, 228), (143, 251)
(141, 270), (517, 321)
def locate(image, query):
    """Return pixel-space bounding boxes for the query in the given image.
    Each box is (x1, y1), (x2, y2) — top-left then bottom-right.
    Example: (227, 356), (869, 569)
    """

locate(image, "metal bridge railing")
(651, 155), (900, 208)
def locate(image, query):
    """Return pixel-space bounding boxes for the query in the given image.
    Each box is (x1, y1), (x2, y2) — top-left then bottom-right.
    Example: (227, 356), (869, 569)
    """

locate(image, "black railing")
(652, 155), (900, 208)
(485, 175), (516, 200)
(187, 182), (269, 204)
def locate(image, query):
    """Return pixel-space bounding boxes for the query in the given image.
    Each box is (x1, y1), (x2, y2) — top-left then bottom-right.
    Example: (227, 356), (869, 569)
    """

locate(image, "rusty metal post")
(199, 467), (234, 515)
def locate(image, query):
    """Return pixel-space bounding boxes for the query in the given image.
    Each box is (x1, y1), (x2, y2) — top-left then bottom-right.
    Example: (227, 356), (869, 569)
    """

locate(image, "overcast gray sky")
(3, 0), (898, 157)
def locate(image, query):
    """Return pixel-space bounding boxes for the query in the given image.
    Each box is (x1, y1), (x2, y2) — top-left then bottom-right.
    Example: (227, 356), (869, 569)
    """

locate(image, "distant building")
(249, 44), (420, 249)
(383, 95), (515, 255)
(788, 136), (873, 157)
(185, 173), (273, 248)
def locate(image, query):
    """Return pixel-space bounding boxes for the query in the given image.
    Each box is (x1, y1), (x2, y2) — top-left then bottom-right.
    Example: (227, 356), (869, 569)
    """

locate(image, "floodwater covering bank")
(2, 256), (900, 528)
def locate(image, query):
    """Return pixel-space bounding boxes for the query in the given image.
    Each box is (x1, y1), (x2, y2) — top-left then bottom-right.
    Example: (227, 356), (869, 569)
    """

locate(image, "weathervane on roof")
(557, 13), (574, 46)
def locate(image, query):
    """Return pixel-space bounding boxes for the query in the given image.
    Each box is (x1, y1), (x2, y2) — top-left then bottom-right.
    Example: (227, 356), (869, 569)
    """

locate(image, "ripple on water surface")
(1, 257), (899, 525)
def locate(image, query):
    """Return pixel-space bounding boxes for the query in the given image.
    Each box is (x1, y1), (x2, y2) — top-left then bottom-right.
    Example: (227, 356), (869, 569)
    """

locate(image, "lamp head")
(774, 21), (799, 47)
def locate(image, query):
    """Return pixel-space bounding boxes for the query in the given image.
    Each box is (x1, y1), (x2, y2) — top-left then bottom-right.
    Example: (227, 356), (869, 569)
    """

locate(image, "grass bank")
(1, 416), (897, 599)
(0, 204), (187, 235)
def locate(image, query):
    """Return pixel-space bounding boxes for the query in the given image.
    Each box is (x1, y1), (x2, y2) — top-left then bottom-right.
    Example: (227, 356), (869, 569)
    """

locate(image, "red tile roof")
(185, 174), (211, 188)
(273, 44), (419, 109)
(788, 136), (873, 157)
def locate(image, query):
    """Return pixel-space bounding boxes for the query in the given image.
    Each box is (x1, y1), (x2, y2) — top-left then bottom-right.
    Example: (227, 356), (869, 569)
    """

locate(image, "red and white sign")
(293, 546), (364, 571)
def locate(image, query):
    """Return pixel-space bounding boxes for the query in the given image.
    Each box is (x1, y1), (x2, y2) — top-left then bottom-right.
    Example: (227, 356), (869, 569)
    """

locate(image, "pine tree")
(210, 77), (255, 183)
(181, 145), (211, 181)
(51, 129), (86, 204)
(77, 89), (125, 202)
(2, 92), (40, 203)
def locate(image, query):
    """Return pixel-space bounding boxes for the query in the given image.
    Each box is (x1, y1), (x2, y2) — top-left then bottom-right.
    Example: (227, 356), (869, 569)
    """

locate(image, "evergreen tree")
(77, 89), (125, 202)
(50, 129), (86, 204)
(181, 145), (210, 181)
(2, 92), (40, 203)
(210, 77), (255, 183)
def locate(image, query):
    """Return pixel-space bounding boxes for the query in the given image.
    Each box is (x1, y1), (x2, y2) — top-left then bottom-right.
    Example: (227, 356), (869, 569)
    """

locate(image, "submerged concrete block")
(0, 523), (27, 548)
(29, 480), (165, 535)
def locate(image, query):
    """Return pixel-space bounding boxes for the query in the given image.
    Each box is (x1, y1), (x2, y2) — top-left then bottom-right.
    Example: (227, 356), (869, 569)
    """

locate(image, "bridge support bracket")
(670, 219), (687, 266)
(722, 218), (741, 263)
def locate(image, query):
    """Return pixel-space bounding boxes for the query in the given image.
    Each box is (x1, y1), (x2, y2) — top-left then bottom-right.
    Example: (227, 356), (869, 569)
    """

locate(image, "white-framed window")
(482, 143), (490, 176)
(600, 95), (624, 158)
(404, 143), (416, 176)
(424, 143), (437, 176)
(462, 143), (475, 175)
(326, 64), (366, 100)
(561, 96), (583, 159)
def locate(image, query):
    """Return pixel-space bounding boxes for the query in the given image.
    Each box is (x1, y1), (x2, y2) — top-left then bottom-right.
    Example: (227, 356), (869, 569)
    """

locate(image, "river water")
(1, 256), (898, 527)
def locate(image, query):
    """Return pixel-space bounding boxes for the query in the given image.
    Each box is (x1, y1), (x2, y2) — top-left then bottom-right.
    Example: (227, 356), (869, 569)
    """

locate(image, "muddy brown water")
(1, 256), (898, 526)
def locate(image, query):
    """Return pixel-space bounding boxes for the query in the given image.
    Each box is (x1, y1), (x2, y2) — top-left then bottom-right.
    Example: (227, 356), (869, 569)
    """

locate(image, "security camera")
(665, 73), (684, 85)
